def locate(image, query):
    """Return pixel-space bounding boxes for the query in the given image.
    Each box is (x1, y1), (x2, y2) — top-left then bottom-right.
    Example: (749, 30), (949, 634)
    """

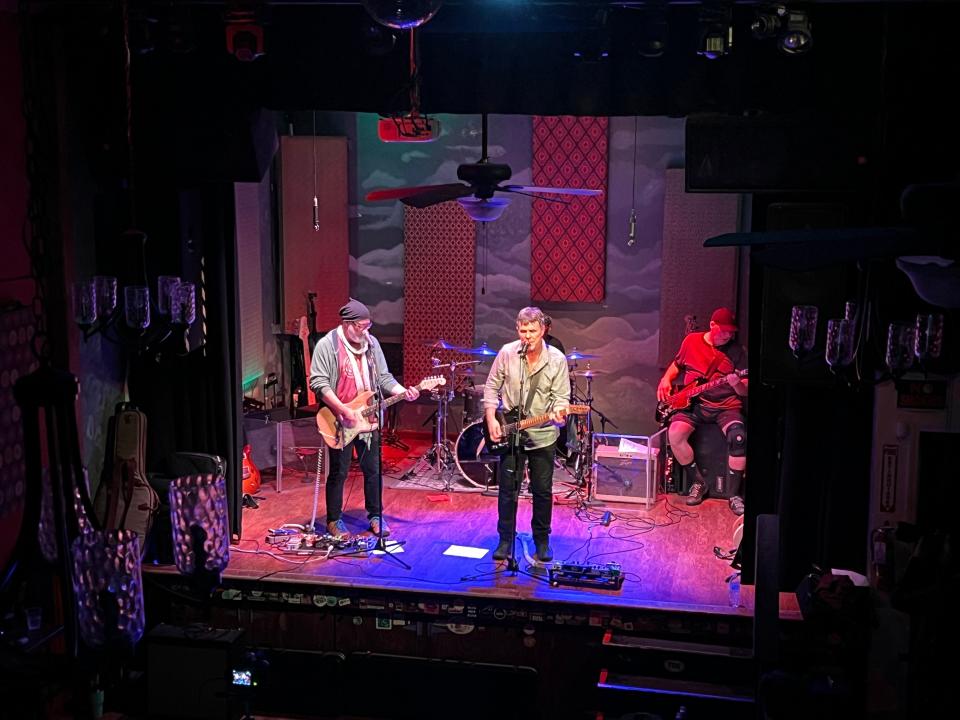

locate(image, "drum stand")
(569, 369), (604, 507)
(407, 360), (464, 491)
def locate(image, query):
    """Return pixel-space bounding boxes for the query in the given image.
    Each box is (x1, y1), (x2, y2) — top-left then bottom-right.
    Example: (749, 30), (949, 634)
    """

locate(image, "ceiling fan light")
(457, 197), (510, 222)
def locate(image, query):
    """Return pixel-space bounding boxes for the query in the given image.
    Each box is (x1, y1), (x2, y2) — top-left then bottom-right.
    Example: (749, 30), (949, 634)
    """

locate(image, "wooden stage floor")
(194, 432), (799, 621)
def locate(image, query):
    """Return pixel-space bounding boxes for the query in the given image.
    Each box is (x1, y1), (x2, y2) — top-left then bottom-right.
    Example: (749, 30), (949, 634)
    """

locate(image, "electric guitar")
(655, 369), (748, 424)
(315, 375), (446, 449)
(482, 405), (591, 456)
(241, 444), (262, 495)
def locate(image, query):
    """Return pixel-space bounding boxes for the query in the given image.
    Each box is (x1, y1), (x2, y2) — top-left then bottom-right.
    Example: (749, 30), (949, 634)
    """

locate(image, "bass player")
(309, 299), (420, 538)
(657, 307), (748, 516)
(483, 307), (570, 562)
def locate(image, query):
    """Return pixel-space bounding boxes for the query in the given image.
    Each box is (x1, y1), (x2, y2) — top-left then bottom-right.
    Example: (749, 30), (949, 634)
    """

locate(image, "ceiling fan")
(365, 114), (603, 221)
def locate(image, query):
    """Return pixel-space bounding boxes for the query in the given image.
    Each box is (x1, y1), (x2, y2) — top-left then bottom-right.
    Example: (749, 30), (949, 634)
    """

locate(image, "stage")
(143, 432), (803, 719)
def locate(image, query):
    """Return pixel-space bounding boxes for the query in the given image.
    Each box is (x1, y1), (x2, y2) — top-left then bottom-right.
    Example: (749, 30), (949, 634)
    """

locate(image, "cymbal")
(459, 342), (497, 357)
(422, 339), (463, 350)
(570, 369), (606, 378)
(566, 349), (599, 360)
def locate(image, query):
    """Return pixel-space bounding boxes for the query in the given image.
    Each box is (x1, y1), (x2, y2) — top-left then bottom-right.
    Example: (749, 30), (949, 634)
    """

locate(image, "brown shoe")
(326, 519), (348, 538)
(685, 480), (708, 506)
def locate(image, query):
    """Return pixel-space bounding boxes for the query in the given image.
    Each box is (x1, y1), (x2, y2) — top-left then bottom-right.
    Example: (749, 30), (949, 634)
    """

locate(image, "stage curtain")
(531, 116), (608, 303)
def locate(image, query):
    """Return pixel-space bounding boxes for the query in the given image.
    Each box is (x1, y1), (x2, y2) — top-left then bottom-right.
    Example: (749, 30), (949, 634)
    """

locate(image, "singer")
(309, 299), (419, 538)
(483, 307), (569, 562)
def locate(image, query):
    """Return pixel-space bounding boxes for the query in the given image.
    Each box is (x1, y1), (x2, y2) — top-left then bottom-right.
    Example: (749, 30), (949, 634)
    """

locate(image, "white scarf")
(336, 325), (371, 392)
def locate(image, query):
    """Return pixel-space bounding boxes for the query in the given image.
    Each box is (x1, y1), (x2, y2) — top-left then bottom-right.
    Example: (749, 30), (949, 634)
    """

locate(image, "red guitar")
(242, 444), (262, 495)
(655, 369), (748, 424)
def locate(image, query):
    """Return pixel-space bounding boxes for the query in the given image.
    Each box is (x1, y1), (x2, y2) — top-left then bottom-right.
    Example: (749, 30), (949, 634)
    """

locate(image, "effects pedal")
(547, 561), (624, 590)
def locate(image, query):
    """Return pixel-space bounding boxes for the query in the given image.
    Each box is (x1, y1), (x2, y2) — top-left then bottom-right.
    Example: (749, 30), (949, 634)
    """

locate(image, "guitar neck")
(682, 370), (746, 401)
(504, 405), (586, 434)
(504, 412), (555, 435)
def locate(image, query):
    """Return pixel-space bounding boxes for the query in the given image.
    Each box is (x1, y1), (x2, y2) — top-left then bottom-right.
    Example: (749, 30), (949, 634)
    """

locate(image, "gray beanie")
(339, 298), (371, 322)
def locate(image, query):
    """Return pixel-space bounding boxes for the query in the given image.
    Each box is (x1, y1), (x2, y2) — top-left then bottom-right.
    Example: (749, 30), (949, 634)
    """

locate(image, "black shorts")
(671, 403), (743, 432)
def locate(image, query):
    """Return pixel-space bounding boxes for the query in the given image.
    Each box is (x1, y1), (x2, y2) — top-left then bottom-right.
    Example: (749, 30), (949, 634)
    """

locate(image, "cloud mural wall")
(352, 112), (685, 436)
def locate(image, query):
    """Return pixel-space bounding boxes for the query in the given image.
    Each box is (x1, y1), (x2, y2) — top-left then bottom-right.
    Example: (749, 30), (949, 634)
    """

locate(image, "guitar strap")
(703, 345), (723, 381)
(522, 367), (543, 416)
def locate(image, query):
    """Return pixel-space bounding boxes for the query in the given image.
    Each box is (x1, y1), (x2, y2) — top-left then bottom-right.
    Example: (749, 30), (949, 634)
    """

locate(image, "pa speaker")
(686, 113), (872, 192)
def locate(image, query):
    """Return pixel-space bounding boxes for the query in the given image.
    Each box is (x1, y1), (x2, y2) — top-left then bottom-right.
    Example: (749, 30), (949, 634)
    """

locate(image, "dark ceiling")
(63, 1), (951, 118)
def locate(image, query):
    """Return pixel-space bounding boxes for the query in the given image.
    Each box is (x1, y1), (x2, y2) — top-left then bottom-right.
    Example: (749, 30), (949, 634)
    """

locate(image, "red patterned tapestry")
(403, 204), (476, 383)
(531, 116), (608, 303)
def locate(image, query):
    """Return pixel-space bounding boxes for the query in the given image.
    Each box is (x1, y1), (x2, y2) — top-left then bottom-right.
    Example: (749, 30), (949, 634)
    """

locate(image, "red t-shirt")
(673, 332), (746, 410)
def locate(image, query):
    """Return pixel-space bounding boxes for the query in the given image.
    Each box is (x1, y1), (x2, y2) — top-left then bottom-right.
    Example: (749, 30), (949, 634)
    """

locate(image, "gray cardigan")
(309, 328), (403, 402)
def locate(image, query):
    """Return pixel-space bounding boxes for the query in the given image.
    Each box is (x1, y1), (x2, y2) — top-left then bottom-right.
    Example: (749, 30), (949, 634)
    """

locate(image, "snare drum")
(454, 419), (497, 489)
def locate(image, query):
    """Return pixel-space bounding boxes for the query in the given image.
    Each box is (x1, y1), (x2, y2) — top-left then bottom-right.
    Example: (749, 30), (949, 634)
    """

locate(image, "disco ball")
(361, 0), (443, 30)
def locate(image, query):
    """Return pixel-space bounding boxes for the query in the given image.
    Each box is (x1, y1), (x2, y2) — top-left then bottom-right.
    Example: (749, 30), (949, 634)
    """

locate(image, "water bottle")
(728, 572), (741, 607)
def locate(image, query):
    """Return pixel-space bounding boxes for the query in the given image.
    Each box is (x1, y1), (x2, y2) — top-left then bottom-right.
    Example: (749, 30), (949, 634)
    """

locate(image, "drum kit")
(407, 337), (609, 500)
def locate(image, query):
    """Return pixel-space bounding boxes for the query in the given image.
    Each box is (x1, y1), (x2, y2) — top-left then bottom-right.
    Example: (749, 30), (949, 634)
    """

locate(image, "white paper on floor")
(443, 544), (489, 559)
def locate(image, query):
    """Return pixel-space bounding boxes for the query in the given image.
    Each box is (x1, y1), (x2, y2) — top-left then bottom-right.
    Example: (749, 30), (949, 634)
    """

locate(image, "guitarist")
(484, 307), (570, 562)
(657, 307), (748, 516)
(309, 299), (420, 538)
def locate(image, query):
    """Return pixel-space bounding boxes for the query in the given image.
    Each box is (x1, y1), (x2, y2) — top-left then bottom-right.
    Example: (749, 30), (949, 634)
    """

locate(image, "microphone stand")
(367, 341), (410, 569)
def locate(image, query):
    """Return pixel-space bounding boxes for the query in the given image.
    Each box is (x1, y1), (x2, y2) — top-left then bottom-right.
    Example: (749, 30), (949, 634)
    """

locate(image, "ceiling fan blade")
(366, 183), (469, 203)
(400, 184), (477, 209)
(502, 185), (603, 197)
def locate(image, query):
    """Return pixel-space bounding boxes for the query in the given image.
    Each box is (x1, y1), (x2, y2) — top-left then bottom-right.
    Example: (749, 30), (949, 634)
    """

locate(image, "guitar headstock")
(419, 375), (446, 391)
(562, 405), (591, 416)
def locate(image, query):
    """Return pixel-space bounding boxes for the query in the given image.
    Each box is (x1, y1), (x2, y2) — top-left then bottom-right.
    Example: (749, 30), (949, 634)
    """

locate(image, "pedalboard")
(547, 562), (624, 591)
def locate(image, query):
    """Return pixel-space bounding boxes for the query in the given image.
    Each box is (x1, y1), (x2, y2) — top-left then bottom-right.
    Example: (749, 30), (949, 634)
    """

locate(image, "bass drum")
(455, 420), (498, 489)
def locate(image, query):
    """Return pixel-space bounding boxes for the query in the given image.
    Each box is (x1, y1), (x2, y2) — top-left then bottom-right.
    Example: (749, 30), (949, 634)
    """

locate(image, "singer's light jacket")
(483, 339), (570, 450)
(309, 328), (403, 402)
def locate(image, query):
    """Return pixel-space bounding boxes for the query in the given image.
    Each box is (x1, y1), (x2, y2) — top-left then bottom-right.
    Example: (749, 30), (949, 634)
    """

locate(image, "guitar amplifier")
(592, 433), (660, 507)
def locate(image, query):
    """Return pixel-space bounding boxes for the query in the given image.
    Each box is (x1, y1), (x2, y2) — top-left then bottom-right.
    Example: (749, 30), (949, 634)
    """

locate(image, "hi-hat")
(460, 342), (497, 357)
(422, 338), (463, 350)
(566, 348), (599, 360)
(570, 369), (607, 377)
(432, 359), (483, 370)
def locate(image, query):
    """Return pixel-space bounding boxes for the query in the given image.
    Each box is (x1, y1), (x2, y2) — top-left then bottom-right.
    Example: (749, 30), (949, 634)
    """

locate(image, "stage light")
(225, 4), (265, 62)
(779, 8), (812, 55)
(750, 5), (785, 40)
(636, 7), (668, 59)
(362, 0), (443, 30)
(697, 4), (733, 60)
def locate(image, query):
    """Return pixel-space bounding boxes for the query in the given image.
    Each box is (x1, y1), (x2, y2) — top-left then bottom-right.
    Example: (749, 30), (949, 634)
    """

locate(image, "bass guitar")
(482, 404), (591, 456)
(242, 443), (262, 495)
(316, 375), (446, 449)
(655, 369), (748, 424)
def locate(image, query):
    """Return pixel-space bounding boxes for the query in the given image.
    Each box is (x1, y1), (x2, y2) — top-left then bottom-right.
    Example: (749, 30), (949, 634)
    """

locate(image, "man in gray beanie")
(309, 299), (420, 538)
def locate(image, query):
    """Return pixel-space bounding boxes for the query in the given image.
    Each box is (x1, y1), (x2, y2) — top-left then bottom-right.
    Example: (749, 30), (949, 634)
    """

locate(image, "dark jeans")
(497, 443), (556, 544)
(326, 432), (382, 523)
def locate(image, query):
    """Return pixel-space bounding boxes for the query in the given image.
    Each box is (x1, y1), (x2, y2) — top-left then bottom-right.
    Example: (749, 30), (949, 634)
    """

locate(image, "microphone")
(627, 208), (636, 246)
(312, 196), (320, 231)
(518, 342), (529, 356)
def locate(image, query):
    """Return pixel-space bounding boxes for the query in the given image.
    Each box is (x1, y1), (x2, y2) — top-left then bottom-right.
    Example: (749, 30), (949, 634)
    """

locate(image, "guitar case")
(94, 402), (160, 556)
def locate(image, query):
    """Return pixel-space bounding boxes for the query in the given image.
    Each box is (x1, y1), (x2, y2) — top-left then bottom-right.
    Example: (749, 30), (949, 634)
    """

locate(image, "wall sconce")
(788, 304), (818, 357)
(70, 525), (146, 649)
(788, 301), (859, 371)
(72, 236), (197, 353)
(169, 474), (231, 591)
